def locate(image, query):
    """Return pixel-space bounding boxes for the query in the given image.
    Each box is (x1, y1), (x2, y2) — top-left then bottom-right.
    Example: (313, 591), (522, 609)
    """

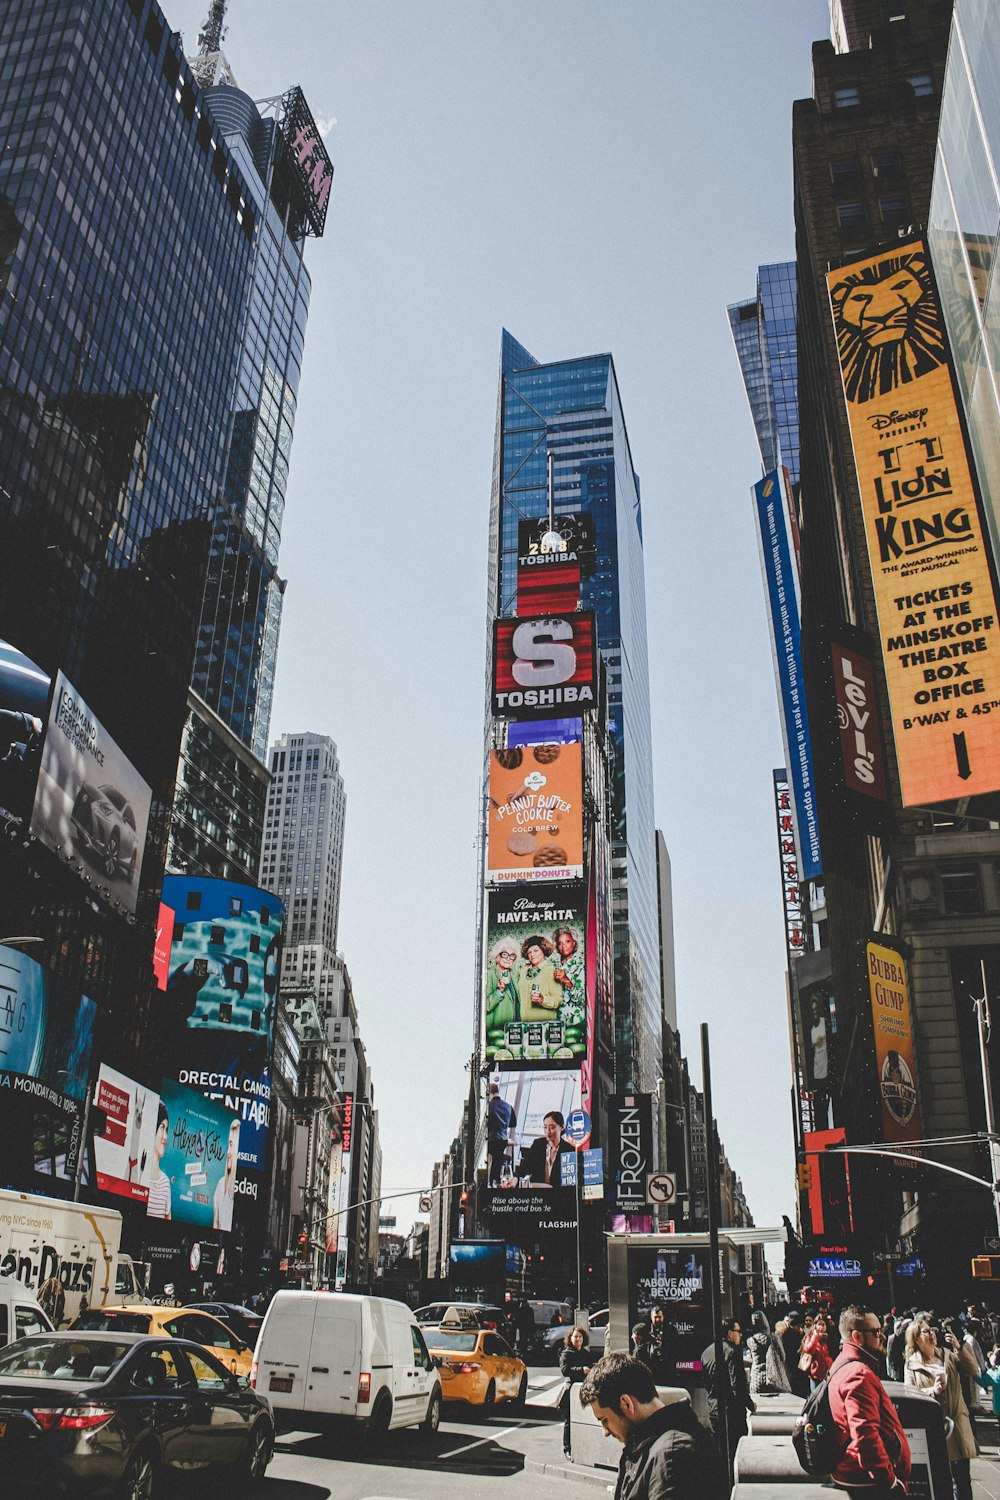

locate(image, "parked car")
(0, 1330), (273, 1497)
(185, 1302), (262, 1348)
(252, 1290), (442, 1442)
(0, 1276), (52, 1349)
(70, 1305), (252, 1378)
(70, 782), (140, 882)
(542, 1307), (609, 1359)
(424, 1314), (527, 1411)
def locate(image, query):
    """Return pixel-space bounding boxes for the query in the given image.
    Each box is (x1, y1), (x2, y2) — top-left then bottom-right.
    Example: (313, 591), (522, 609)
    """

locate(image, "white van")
(252, 1290), (442, 1441)
(0, 1274), (53, 1348)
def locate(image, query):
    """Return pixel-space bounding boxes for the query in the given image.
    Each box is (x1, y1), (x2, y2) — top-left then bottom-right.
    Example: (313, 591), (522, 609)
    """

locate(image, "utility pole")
(702, 1023), (729, 1480)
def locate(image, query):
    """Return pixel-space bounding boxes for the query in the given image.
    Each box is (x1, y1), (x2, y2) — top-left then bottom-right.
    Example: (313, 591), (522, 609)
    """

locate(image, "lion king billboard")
(827, 239), (1000, 805)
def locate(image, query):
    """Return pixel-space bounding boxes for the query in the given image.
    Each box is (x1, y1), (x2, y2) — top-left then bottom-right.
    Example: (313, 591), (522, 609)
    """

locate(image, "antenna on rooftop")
(189, 0), (237, 90)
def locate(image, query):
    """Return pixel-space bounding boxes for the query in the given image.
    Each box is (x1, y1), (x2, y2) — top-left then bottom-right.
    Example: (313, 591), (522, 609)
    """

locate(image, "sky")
(165, 0), (830, 1252)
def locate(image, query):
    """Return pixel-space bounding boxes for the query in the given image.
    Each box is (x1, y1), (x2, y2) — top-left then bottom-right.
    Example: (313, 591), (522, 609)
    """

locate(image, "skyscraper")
(260, 732), (347, 956)
(728, 263), (801, 486)
(486, 332), (661, 1091)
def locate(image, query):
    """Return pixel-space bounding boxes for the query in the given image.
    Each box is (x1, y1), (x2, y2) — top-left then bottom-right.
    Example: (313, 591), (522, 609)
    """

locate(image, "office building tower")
(789, 0), (1000, 1295)
(728, 263), (801, 486)
(655, 831), (678, 1034)
(168, 42), (332, 883)
(260, 732), (346, 954)
(0, 0), (258, 1186)
(487, 332), (661, 1091)
(928, 0), (1000, 564)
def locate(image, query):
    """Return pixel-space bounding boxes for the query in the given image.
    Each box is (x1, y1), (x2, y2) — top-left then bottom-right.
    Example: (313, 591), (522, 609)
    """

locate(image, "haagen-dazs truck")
(0, 1189), (148, 1325)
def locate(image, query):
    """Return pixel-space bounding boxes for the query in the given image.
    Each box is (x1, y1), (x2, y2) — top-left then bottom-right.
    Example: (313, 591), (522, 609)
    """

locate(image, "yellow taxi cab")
(424, 1309), (527, 1411)
(70, 1304), (253, 1378)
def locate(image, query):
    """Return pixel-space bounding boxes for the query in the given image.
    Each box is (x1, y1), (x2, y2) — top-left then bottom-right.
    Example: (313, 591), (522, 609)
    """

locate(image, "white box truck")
(0, 1188), (148, 1325)
(252, 1290), (442, 1442)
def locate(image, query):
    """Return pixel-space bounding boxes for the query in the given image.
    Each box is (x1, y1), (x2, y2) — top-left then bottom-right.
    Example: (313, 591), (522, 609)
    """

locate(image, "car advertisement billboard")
(147, 1076), (241, 1229)
(492, 613), (598, 719)
(486, 742), (583, 885)
(484, 883), (586, 1068)
(754, 470), (821, 880)
(30, 670), (152, 914)
(867, 937), (922, 1145)
(160, 876), (283, 1180)
(0, 638), (50, 827)
(93, 1064), (159, 1204)
(827, 239), (1000, 804)
(481, 1068), (582, 1230)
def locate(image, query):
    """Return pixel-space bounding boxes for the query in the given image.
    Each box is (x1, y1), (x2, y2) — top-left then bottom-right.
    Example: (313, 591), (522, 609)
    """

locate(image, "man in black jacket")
(701, 1318), (755, 1467)
(579, 1352), (727, 1500)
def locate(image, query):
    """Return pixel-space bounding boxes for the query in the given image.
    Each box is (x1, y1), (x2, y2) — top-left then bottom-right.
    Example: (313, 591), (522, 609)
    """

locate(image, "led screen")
(484, 883), (586, 1067)
(147, 1077), (241, 1229)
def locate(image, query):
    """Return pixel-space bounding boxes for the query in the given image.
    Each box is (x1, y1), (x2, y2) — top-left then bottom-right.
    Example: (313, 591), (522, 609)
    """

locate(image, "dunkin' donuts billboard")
(486, 742), (583, 884)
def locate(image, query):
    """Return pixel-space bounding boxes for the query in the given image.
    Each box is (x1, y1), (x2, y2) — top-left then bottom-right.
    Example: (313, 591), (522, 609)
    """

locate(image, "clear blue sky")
(165, 0), (829, 1246)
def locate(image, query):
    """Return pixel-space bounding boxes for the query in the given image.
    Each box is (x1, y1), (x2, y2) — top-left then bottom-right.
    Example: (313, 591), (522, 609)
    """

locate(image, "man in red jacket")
(828, 1305), (911, 1497)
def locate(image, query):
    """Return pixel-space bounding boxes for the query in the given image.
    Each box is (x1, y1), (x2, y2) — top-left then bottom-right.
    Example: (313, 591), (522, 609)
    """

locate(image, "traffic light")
(972, 1256), (1000, 1279)
(797, 1162), (813, 1191)
(297, 1230), (308, 1253)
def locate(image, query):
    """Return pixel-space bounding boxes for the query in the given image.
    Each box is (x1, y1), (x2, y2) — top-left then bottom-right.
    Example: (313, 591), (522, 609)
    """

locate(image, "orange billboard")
(486, 742), (583, 884)
(827, 240), (1000, 804)
(867, 938), (922, 1145)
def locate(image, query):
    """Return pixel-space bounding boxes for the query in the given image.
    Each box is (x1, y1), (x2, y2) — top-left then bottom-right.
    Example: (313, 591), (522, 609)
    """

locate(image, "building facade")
(260, 731), (346, 955)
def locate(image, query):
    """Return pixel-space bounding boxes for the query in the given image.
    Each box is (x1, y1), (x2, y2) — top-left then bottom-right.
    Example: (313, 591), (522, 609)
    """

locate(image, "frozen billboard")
(31, 670), (151, 914)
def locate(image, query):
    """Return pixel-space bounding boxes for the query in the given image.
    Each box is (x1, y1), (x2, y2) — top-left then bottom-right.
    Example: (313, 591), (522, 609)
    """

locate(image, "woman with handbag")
(559, 1326), (591, 1457)
(800, 1311), (832, 1390)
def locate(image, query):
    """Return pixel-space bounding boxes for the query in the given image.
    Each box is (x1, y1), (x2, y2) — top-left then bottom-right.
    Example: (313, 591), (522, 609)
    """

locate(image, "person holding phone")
(904, 1316), (978, 1500)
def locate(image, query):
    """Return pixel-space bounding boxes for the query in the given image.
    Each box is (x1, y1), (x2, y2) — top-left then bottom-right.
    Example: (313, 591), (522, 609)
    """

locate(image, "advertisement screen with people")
(627, 1245), (715, 1380)
(484, 883), (586, 1068)
(481, 1069), (581, 1229)
(0, 638), (50, 826)
(93, 1064), (160, 1204)
(147, 1077), (241, 1229)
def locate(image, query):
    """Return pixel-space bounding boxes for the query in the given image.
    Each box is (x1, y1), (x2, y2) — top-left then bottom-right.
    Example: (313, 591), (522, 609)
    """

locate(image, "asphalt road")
(255, 1363), (612, 1500)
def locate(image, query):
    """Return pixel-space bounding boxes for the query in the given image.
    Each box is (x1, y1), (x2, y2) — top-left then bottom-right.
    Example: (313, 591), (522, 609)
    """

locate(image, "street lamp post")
(971, 960), (1000, 1238)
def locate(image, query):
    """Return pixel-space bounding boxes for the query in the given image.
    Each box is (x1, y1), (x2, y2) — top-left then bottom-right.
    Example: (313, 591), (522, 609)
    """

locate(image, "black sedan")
(0, 1331), (274, 1497)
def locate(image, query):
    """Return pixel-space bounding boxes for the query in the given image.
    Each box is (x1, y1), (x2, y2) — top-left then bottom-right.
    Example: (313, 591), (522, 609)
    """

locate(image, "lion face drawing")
(830, 250), (946, 403)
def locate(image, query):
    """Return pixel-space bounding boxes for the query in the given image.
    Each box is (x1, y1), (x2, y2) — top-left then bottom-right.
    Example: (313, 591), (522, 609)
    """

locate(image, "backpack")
(792, 1374), (842, 1477)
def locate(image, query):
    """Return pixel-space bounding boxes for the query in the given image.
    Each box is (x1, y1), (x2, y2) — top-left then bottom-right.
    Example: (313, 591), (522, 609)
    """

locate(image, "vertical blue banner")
(754, 472), (822, 879)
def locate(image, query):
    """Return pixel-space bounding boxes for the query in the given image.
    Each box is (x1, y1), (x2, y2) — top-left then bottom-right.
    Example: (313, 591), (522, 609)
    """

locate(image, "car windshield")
(0, 1339), (130, 1380)
(427, 1331), (479, 1352)
(99, 786), (126, 811)
(74, 1311), (151, 1334)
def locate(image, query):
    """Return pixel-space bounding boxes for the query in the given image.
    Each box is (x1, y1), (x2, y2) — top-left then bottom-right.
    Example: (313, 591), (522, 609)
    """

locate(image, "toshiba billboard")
(492, 613), (597, 719)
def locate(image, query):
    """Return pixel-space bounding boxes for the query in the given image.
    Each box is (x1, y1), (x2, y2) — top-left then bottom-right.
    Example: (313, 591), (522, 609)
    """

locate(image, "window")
(942, 871), (982, 915)
(184, 1349), (231, 1392)
(830, 158), (862, 196)
(907, 73), (934, 98)
(131, 1347), (186, 1390)
(834, 85), (861, 109)
(837, 202), (868, 231)
(410, 1326), (432, 1369)
(870, 150), (902, 182)
(879, 195), (908, 227)
(15, 1305), (47, 1339)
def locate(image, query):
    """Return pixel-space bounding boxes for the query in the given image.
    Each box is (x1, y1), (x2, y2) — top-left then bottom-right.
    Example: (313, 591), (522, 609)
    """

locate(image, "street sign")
(874, 1252), (903, 1264)
(986, 1236), (1000, 1253)
(564, 1108), (591, 1145)
(646, 1172), (677, 1205)
(582, 1147), (604, 1201)
(562, 1150), (578, 1188)
(418, 1195), (432, 1214)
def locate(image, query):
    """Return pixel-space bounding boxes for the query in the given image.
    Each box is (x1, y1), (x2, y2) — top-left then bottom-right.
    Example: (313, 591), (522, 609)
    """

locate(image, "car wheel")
(240, 1418), (273, 1487)
(482, 1379), (496, 1416)
(362, 1392), (391, 1452)
(117, 1447), (156, 1500)
(103, 830), (120, 878)
(420, 1387), (442, 1438)
(514, 1373), (528, 1410)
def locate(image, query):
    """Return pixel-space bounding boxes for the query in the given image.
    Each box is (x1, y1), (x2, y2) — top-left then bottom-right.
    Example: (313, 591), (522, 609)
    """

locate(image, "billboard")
(486, 742), (583, 884)
(450, 1240), (506, 1284)
(828, 239), (1000, 803)
(772, 772), (807, 960)
(797, 949), (835, 1095)
(481, 1069), (581, 1229)
(626, 1244), (714, 1378)
(831, 638), (889, 802)
(867, 938), (922, 1145)
(147, 1077), (241, 1229)
(484, 883), (586, 1067)
(161, 876), (283, 1178)
(516, 513), (594, 616)
(507, 718), (582, 748)
(0, 639), (49, 826)
(492, 613), (597, 719)
(281, 86), (334, 236)
(0, 943), (95, 1112)
(31, 670), (152, 914)
(607, 1093), (654, 1212)
(803, 1127), (855, 1241)
(754, 471), (821, 880)
(93, 1065), (159, 1204)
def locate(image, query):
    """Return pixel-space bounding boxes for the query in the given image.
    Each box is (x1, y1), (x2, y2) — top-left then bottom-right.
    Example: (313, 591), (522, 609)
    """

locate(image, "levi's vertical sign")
(827, 239), (1000, 803)
(493, 612), (597, 719)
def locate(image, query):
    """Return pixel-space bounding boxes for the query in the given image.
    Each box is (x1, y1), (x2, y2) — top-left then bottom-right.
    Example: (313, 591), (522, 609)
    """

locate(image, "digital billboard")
(828, 239), (1000, 803)
(867, 938), (922, 1145)
(507, 718), (582, 748)
(484, 883), (586, 1067)
(93, 1065), (159, 1204)
(486, 742), (583, 885)
(831, 638), (889, 802)
(626, 1245), (714, 1379)
(161, 876), (283, 1179)
(147, 1077), (241, 1229)
(450, 1240), (506, 1284)
(0, 944), (95, 1110)
(772, 773), (807, 960)
(481, 1069), (581, 1229)
(797, 949), (835, 1095)
(492, 613), (597, 719)
(516, 513), (594, 617)
(754, 470), (821, 880)
(0, 639), (50, 826)
(803, 1127), (855, 1241)
(31, 670), (152, 914)
(607, 1094), (654, 1212)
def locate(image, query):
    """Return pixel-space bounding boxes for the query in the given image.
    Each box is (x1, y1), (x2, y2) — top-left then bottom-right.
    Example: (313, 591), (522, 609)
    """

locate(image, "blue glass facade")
(488, 334), (661, 1090)
(727, 262), (800, 485)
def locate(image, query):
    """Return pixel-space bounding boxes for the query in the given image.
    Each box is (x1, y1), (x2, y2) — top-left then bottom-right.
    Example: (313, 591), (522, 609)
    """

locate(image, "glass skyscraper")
(728, 262), (800, 485)
(487, 332), (661, 1090)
